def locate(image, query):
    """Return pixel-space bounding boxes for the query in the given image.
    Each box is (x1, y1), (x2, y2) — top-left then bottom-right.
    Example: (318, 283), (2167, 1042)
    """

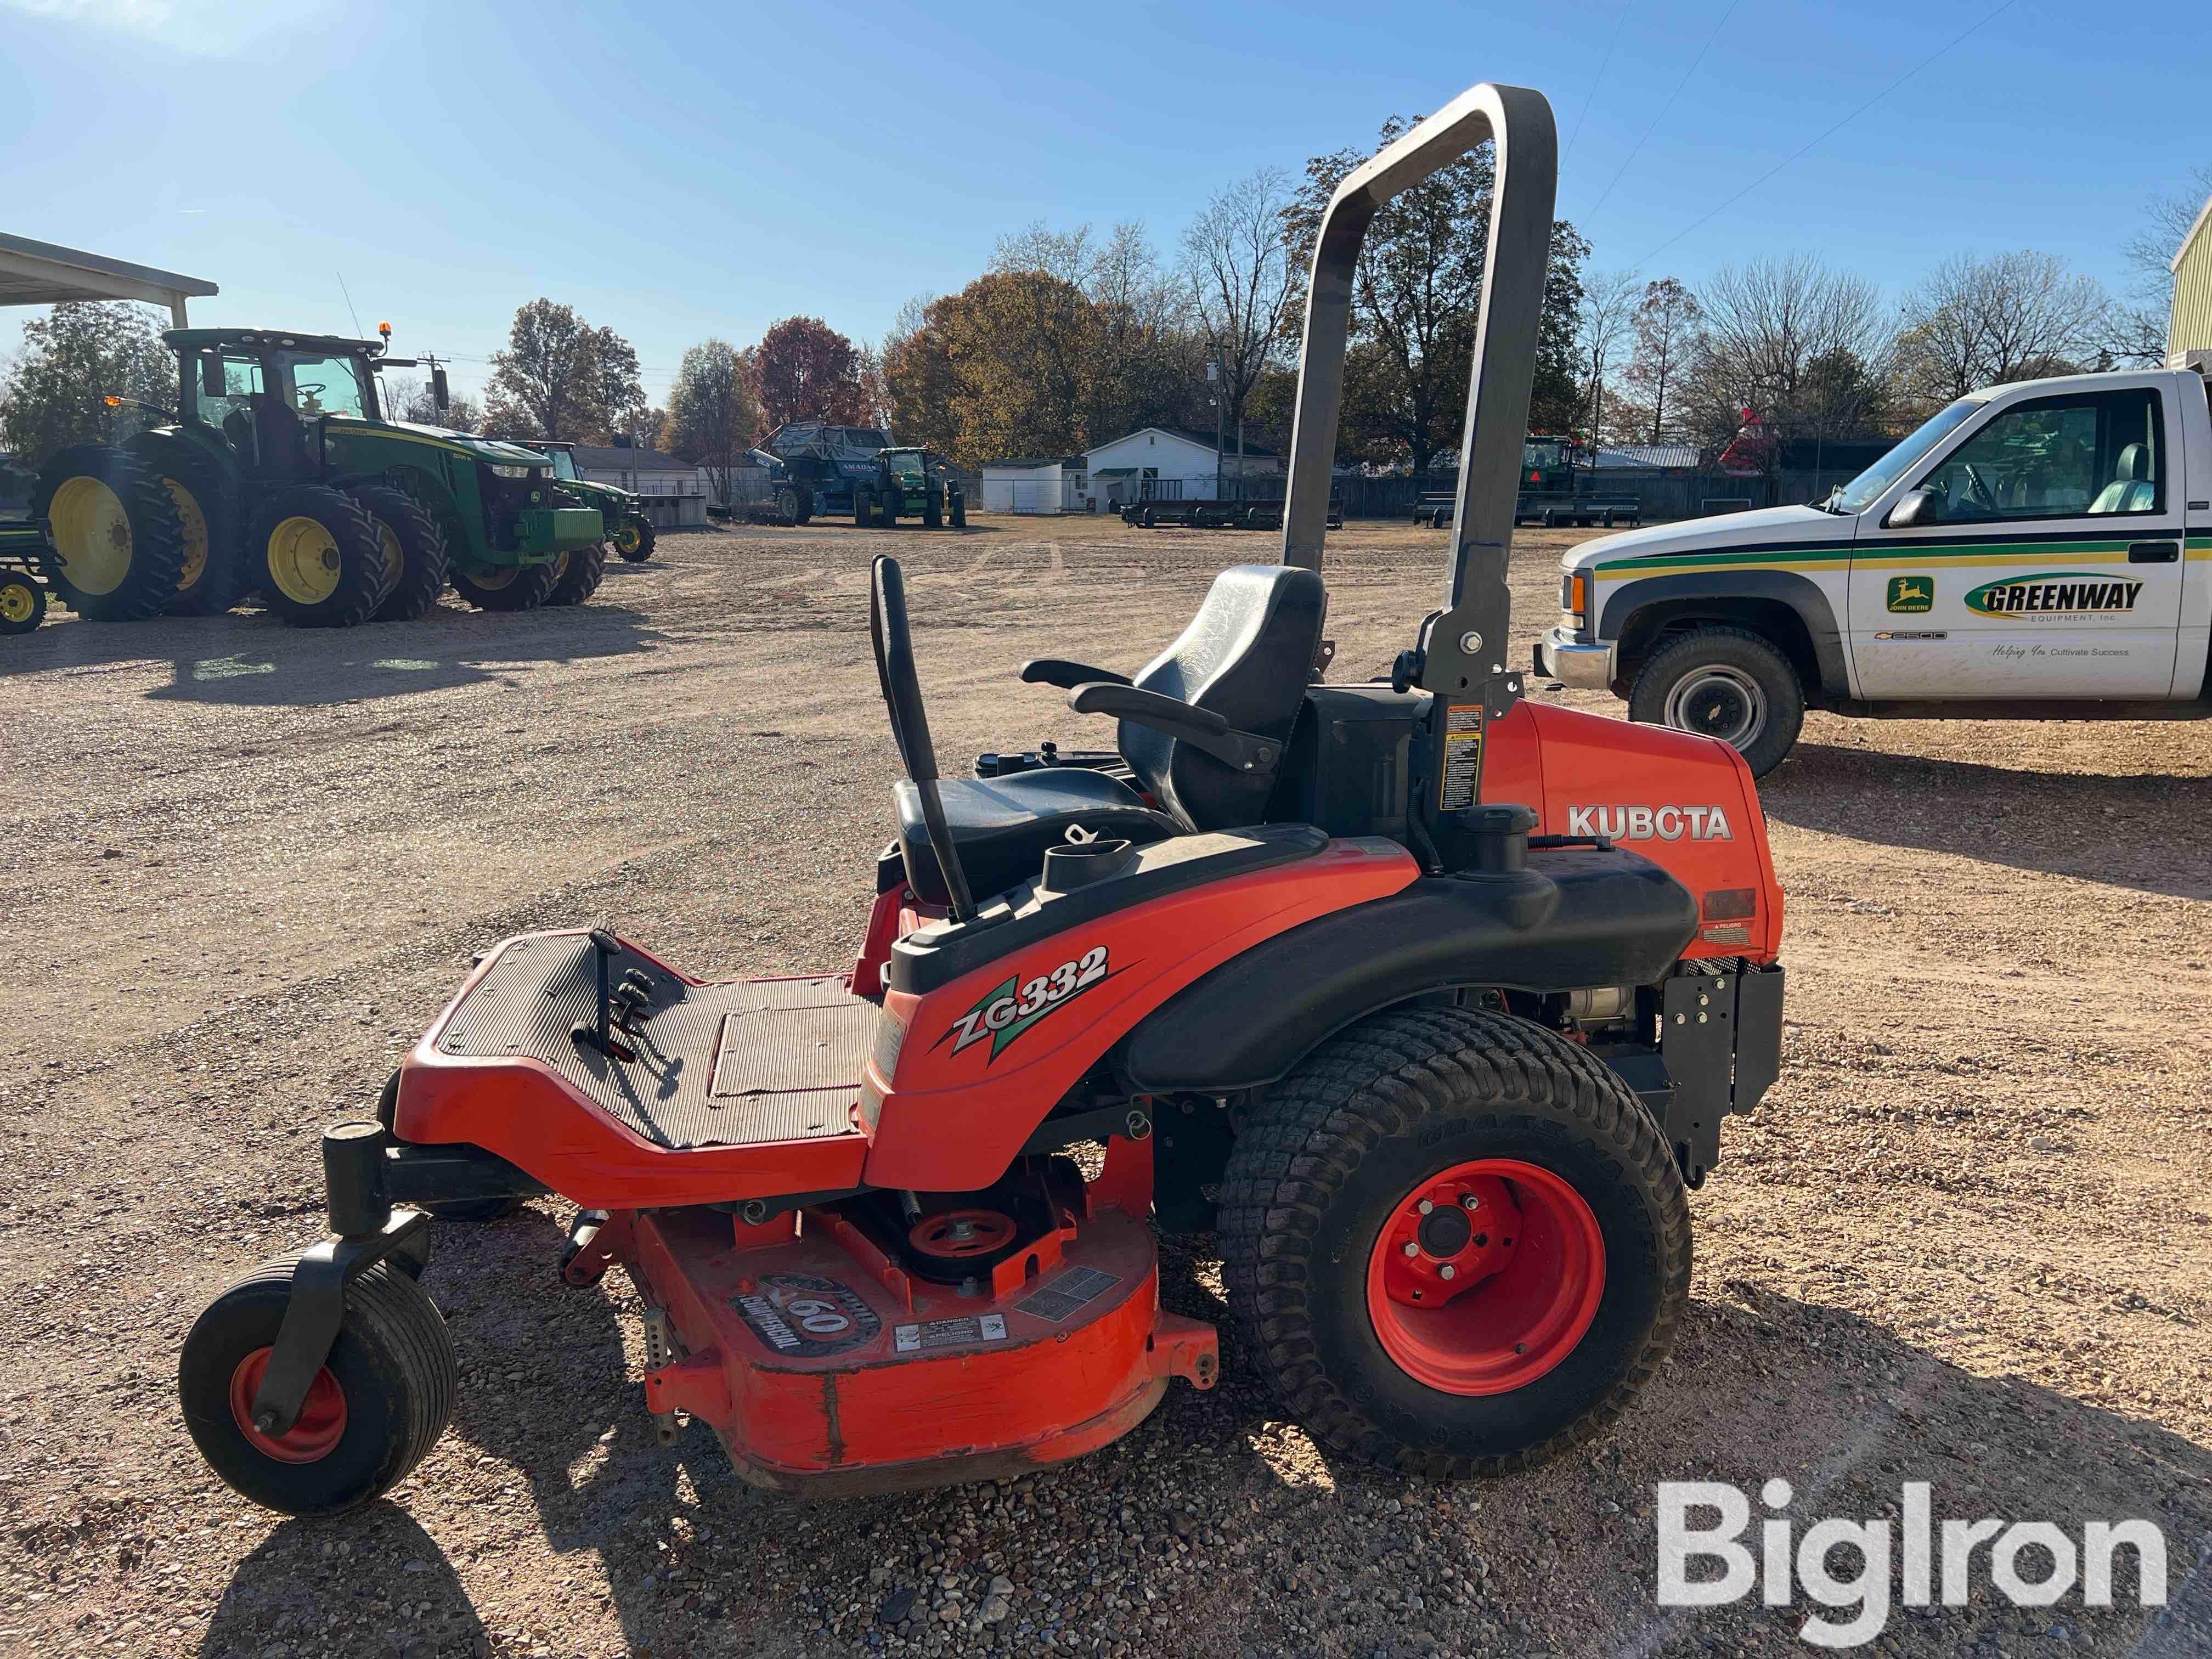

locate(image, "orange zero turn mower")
(179, 81), (1785, 1515)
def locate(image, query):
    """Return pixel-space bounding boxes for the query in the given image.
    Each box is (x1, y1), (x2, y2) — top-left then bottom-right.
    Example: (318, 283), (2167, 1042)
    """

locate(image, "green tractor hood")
(386, 421), (557, 466)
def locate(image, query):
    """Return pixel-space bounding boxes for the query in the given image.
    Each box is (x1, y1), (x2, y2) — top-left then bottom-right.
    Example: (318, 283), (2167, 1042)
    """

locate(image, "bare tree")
(1622, 277), (1701, 444)
(1893, 250), (2113, 408)
(2109, 165), (2212, 364)
(1576, 269), (1639, 450)
(1678, 255), (1892, 455)
(1181, 167), (1296, 485)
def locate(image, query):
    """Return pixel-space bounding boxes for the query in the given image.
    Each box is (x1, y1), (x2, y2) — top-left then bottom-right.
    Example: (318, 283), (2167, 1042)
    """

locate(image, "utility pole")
(1208, 348), (1222, 504)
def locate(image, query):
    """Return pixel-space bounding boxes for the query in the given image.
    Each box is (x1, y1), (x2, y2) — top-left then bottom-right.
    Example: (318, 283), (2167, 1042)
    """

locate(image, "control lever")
(571, 928), (638, 1061)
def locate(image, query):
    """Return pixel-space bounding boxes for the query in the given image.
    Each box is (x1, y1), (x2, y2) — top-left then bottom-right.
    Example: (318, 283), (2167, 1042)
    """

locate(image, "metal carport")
(0, 232), (217, 324)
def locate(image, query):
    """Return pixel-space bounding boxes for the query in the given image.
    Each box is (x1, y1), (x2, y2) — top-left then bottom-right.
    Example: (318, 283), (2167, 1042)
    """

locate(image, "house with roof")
(565, 441), (708, 528)
(1082, 426), (1283, 511)
(978, 455), (1088, 515)
(2170, 188), (2212, 366)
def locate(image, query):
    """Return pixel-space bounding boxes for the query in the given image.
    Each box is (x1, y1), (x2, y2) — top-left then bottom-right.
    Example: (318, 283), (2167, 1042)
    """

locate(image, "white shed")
(978, 456), (1087, 515)
(1081, 427), (1282, 510)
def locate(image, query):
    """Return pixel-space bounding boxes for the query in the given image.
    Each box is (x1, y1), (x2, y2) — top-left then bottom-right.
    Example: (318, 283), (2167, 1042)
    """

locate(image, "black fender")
(1598, 565), (1849, 698)
(1119, 846), (1696, 1094)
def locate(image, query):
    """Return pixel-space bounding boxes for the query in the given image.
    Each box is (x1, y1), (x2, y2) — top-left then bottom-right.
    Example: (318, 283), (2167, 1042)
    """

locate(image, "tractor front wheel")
(350, 486), (450, 623)
(249, 486), (387, 628)
(450, 558), (559, 612)
(32, 445), (189, 622)
(0, 571), (46, 634)
(178, 1254), (456, 1517)
(1219, 1007), (1690, 1478)
(546, 541), (608, 606)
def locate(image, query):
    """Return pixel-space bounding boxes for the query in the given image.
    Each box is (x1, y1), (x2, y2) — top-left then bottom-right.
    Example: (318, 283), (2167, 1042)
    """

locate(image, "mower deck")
(436, 934), (873, 1150)
(623, 1199), (1216, 1495)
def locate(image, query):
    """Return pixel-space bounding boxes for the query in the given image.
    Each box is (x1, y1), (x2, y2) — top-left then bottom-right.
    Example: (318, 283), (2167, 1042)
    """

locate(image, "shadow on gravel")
(0, 601), (671, 705)
(197, 1503), (483, 1659)
(1760, 741), (2212, 899)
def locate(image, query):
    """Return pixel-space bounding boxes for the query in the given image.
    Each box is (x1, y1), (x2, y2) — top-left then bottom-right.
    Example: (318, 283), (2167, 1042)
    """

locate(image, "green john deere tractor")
(851, 445), (965, 529)
(31, 325), (606, 627)
(536, 442), (657, 563)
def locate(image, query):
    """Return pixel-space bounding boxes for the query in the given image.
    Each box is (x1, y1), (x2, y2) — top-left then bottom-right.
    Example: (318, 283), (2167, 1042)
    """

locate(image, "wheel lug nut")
(1438, 1264), (1456, 1280)
(1402, 1242), (1420, 1257)
(1461, 1194), (1480, 1210)
(1417, 1199), (1434, 1215)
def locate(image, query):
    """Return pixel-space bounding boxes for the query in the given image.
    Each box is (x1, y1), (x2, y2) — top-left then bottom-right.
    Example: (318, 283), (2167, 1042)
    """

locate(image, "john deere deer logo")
(1886, 576), (1933, 614)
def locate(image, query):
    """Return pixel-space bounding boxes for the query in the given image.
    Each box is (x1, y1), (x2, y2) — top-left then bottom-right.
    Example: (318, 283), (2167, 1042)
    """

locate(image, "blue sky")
(0, 0), (2202, 408)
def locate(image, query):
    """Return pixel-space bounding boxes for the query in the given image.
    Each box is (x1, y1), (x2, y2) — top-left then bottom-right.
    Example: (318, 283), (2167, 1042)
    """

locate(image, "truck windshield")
(1830, 399), (1983, 514)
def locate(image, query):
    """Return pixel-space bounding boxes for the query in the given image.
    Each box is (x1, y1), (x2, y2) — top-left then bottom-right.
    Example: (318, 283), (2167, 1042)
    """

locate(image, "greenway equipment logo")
(1657, 1480), (2168, 1649)
(1884, 575), (1934, 613)
(1964, 572), (2142, 617)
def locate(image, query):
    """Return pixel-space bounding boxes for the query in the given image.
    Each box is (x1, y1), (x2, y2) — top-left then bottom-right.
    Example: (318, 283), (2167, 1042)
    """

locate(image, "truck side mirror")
(1886, 487), (1942, 529)
(431, 366), (450, 413)
(200, 355), (225, 399)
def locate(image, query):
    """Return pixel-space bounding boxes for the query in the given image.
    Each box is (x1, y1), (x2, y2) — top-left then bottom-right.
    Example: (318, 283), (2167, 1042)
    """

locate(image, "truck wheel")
(773, 486), (799, 526)
(545, 541), (607, 606)
(32, 444), (189, 622)
(349, 486), (450, 623)
(250, 486), (388, 629)
(1627, 625), (1804, 778)
(0, 571), (44, 634)
(949, 494), (966, 529)
(178, 1255), (457, 1517)
(924, 495), (942, 528)
(1139, 506), (1155, 528)
(1218, 1007), (1690, 1477)
(450, 559), (559, 612)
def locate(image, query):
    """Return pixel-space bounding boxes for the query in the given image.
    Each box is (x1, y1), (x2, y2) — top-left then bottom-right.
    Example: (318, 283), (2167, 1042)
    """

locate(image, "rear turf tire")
(248, 485), (386, 629)
(419, 1195), (523, 1222)
(450, 558), (559, 612)
(545, 540), (607, 606)
(178, 1255), (457, 1517)
(1218, 1007), (1690, 1477)
(32, 444), (189, 622)
(350, 485), (450, 623)
(1626, 625), (1804, 779)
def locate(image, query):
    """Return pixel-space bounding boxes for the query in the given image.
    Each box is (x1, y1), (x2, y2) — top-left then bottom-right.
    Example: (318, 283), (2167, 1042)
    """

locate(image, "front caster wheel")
(1218, 1007), (1690, 1477)
(178, 1254), (457, 1516)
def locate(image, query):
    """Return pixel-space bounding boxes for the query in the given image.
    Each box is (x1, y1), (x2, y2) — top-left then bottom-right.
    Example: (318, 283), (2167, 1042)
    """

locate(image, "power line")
(1583, 0), (1741, 225)
(1561, 0), (1635, 166)
(1624, 0), (2023, 275)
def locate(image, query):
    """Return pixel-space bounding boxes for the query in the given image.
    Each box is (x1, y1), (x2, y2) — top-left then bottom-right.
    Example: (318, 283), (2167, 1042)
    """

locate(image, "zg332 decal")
(938, 945), (1116, 1062)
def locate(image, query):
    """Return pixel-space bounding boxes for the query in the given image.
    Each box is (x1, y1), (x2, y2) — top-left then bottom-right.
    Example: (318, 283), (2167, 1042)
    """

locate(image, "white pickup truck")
(1535, 363), (2212, 775)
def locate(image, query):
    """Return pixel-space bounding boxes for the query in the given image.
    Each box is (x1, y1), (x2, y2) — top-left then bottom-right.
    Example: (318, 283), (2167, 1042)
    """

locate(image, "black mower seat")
(895, 770), (1177, 907)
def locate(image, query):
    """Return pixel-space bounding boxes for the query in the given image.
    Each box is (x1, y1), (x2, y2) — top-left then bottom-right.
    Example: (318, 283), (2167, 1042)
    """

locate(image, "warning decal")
(1014, 1266), (1121, 1322)
(732, 1272), (881, 1359)
(1437, 704), (1486, 810)
(893, 1314), (1009, 1353)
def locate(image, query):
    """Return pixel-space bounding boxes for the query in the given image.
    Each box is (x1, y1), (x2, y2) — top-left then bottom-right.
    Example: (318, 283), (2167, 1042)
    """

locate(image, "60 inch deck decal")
(937, 946), (1121, 1062)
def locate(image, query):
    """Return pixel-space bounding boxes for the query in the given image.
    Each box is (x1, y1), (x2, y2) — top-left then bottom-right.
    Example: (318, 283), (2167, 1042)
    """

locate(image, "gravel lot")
(3, 513), (2208, 1658)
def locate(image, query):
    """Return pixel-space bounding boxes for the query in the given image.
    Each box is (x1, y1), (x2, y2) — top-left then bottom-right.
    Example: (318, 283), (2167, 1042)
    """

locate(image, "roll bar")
(1280, 81), (1558, 756)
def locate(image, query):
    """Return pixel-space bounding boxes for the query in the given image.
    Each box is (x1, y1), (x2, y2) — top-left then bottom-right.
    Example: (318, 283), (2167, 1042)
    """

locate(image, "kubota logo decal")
(1965, 572), (2141, 617)
(1568, 804), (1734, 842)
(938, 946), (1117, 1062)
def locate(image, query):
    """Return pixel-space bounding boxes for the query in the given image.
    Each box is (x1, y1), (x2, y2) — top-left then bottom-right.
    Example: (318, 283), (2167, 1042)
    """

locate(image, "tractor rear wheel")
(123, 435), (238, 617)
(1218, 1006), (1690, 1478)
(32, 445), (189, 621)
(349, 486), (450, 623)
(0, 571), (45, 634)
(249, 486), (387, 628)
(179, 1254), (456, 1517)
(546, 541), (607, 606)
(450, 558), (559, 612)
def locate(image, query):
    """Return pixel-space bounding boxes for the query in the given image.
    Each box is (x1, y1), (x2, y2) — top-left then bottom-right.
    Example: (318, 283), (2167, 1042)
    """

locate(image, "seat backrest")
(1121, 564), (1327, 831)
(2088, 443), (2154, 515)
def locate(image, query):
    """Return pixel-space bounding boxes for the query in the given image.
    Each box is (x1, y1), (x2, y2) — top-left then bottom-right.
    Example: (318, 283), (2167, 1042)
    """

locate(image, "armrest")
(1020, 658), (1131, 690)
(1065, 682), (1279, 774)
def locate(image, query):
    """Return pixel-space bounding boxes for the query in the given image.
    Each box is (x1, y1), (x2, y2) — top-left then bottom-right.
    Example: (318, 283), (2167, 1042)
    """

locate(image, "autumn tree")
(940, 270), (1097, 462)
(747, 317), (876, 433)
(882, 293), (961, 454)
(668, 339), (759, 507)
(0, 301), (174, 464)
(484, 299), (644, 443)
(1621, 277), (1701, 444)
(1181, 167), (1296, 482)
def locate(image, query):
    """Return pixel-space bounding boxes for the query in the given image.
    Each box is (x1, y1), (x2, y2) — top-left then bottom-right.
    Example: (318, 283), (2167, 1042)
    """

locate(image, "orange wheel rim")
(228, 1346), (347, 1463)
(1364, 1158), (1605, 1395)
(907, 1209), (1017, 1260)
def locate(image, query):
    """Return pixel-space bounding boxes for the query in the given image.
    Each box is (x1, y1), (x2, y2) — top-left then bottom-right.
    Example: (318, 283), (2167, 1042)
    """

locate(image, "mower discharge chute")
(179, 81), (1787, 1515)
